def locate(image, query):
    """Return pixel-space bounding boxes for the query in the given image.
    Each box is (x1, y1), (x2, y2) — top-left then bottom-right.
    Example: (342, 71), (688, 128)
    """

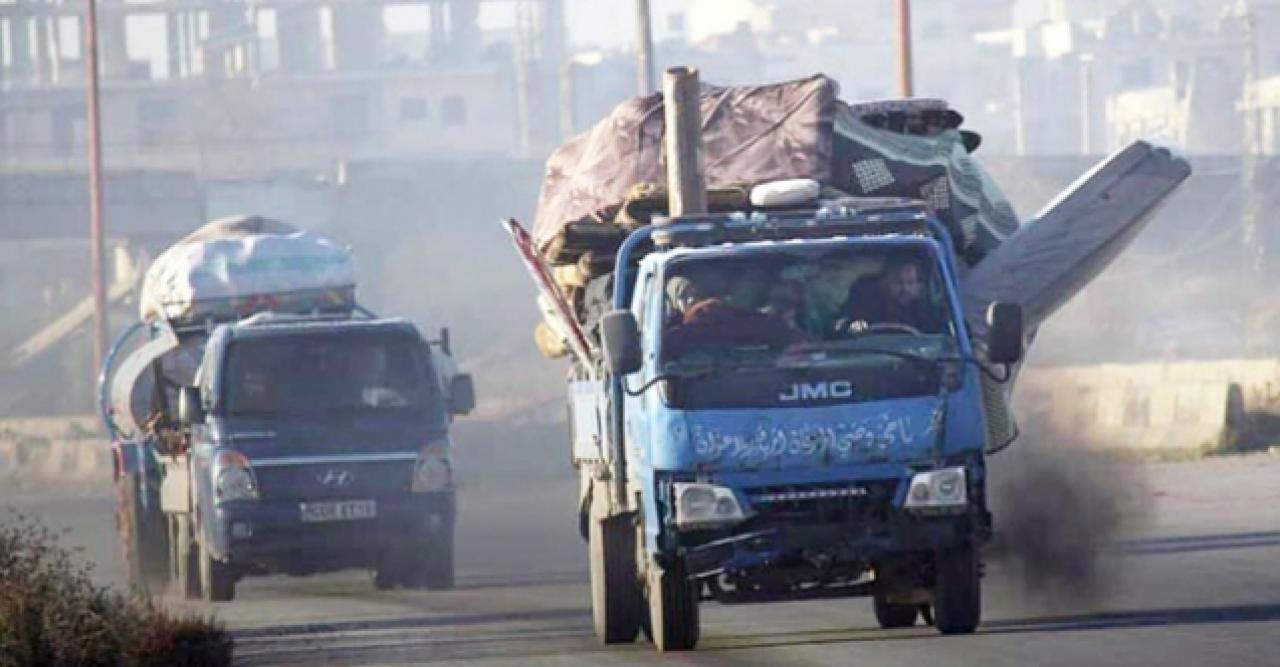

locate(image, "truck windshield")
(222, 333), (443, 420)
(660, 244), (956, 371)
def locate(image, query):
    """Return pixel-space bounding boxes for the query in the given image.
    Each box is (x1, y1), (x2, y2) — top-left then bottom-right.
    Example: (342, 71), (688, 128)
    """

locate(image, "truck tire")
(372, 561), (401, 591)
(873, 592), (920, 628)
(646, 557), (700, 652)
(934, 543), (981, 635)
(116, 472), (169, 596)
(198, 538), (236, 602)
(588, 514), (642, 644)
(417, 522), (455, 590)
(170, 514), (201, 600)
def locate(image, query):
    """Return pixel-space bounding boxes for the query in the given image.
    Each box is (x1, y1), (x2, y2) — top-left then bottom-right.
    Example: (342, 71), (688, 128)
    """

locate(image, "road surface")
(3, 446), (1279, 667)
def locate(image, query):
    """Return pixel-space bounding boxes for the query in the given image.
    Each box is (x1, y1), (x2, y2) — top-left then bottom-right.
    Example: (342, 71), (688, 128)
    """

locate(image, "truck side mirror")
(178, 386), (206, 425)
(449, 374), (476, 416)
(601, 310), (642, 376)
(986, 302), (1024, 365)
(439, 327), (452, 356)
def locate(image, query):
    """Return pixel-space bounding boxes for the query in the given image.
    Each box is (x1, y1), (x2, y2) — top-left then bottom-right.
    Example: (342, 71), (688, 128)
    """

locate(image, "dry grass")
(0, 512), (232, 667)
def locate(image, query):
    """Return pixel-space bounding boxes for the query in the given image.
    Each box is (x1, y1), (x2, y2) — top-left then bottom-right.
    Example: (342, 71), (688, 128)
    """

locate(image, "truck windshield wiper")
(780, 346), (941, 368)
(782, 347), (1013, 384)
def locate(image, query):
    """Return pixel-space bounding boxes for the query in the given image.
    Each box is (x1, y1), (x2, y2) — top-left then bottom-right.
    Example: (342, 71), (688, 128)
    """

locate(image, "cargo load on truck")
(533, 75), (1017, 268)
(139, 214), (356, 326)
(518, 75), (1190, 370)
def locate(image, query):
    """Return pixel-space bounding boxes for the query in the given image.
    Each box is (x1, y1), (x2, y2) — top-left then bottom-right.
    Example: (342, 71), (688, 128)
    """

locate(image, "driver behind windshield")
(835, 257), (946, 336)
(350, 344), (410, 408)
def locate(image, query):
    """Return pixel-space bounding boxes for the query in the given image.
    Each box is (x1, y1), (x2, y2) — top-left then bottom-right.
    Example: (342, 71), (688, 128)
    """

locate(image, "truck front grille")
(746, 481), (898, 525)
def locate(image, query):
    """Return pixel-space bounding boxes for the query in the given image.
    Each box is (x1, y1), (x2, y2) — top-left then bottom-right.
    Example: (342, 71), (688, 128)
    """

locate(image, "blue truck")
(507, 201), (1025, 651)
(101, 219), (474, 602)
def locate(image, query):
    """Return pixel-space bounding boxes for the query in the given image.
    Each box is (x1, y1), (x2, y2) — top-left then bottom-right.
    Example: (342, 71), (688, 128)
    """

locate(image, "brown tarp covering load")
(532, 74), (1020, 266)
(533, 75), (838, 249)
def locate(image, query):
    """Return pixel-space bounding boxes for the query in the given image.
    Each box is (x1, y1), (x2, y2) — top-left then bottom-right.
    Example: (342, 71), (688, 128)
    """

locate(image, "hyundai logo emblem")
(316, 468), (353, 487)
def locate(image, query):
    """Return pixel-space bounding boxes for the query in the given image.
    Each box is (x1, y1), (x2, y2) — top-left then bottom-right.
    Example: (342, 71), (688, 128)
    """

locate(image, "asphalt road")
(3, 448), (1280, 667)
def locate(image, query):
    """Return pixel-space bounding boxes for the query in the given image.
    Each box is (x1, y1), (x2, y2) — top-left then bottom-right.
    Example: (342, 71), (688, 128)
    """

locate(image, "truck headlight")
(903, 466), (967, 513)
(214, 450), (259, 503)
(673, 483), (748, 530)
(412, 440), (452, 493)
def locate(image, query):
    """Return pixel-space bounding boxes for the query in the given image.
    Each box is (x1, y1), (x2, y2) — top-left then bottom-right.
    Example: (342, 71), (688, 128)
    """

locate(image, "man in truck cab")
(351, 343), (410, 408)
(835, 257), (946, 336)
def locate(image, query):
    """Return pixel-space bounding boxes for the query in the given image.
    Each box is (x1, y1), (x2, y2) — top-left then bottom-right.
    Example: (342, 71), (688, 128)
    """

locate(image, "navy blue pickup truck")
(102, 312), (474, 601)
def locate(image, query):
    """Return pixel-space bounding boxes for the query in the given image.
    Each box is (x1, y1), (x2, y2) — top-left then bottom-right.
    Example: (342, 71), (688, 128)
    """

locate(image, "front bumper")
(665, 474), (990, 578)
(681, 510), (981, 578)
(210, 491), (454, 570)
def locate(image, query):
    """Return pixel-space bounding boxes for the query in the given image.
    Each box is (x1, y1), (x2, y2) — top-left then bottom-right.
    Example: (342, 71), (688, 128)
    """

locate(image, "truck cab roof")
(216, 314), (422, 343)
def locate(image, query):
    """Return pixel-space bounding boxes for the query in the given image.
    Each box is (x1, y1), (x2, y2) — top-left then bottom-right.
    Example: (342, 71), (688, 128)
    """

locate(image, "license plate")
(300, 500), (377, 523)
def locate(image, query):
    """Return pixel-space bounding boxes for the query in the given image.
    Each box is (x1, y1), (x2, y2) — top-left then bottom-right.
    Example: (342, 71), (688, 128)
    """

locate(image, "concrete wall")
(1017, 359), (1280, 452)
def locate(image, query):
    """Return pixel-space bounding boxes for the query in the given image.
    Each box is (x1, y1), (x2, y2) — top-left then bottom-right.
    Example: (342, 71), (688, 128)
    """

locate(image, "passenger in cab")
(663, 274), (799, 359)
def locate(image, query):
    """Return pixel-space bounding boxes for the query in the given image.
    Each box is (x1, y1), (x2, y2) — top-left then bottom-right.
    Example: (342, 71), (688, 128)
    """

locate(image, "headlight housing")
(412, 440), (452, 493)
(213, 450), (259, 503)
(903, 466), (968, 513)
(673, 483), (748, 530)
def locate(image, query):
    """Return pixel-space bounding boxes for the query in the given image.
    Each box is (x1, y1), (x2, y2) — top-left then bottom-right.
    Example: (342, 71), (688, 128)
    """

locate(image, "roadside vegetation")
(0, 511), (232, 667)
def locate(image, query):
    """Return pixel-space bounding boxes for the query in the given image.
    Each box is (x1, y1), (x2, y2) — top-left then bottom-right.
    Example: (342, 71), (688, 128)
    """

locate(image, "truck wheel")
(170, 514), (201, 600)
(372, 561), (401, 591)
(873, 592), (920, 628)
(646, 557), (700, 652)
(933, 543), (981, 635)
(116, 472), (169, 596)
(417, 521), (455, 590)
(588, 514), (642, 644)
(198, 538), (236, 602)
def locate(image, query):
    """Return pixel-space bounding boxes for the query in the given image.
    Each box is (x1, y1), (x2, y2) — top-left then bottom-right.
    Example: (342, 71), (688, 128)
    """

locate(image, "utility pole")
(636, 0), (656, 95)
(513, 0), (534, 156)
(1080, 54), (1095, 155)
(895, 0), (914, 98)
(560, 59), (577, 138)
(663, 66), (706, 217)
(86, 0), (109, 379)
(1239, 1), (1262, 278)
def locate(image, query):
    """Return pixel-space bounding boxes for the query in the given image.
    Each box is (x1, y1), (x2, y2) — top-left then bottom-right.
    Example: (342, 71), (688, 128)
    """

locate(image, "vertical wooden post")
(896, 0), (914, 98)
(662, 66), (706, 218)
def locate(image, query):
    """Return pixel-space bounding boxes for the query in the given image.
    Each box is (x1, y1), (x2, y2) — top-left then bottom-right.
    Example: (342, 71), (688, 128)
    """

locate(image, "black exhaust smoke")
(986, 428), (1151, 604)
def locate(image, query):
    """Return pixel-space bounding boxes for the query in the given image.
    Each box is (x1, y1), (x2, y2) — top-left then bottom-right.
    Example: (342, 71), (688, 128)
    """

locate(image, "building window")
(332, 94), (370, 140)
(442, 96), (467, 126)
(400, 97), (428, 122)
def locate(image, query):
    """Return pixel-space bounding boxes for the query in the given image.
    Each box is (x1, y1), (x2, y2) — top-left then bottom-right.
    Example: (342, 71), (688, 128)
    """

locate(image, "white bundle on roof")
(140, 215), (356, 325)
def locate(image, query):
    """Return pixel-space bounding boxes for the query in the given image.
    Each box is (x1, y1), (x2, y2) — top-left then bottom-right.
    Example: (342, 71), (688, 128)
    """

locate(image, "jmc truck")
(508, 202), (1024, 651)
